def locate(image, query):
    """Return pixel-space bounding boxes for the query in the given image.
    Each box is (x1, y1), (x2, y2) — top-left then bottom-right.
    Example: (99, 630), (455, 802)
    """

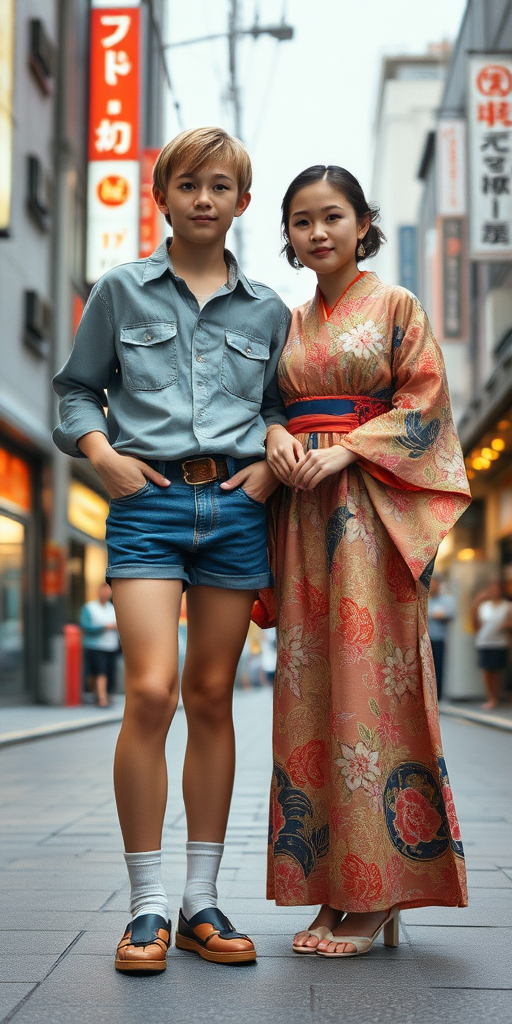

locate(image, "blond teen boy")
(53, 128), (290, 971)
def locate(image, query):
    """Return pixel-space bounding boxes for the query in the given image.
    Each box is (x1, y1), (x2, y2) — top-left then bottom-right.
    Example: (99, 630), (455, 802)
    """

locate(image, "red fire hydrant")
(63, 624), (82, 706)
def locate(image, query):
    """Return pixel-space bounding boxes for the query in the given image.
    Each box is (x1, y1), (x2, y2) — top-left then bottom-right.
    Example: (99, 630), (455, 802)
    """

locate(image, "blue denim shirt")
(53, 239), (291, 460)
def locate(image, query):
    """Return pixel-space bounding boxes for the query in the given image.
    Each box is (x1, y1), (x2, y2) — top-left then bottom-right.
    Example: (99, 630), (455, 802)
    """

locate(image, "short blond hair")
(153, 127), (252, 201)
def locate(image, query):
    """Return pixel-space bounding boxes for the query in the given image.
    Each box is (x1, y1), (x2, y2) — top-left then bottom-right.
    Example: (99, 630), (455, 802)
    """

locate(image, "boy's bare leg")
(181, 586), (255, 842)
(112, 579), (183, 851)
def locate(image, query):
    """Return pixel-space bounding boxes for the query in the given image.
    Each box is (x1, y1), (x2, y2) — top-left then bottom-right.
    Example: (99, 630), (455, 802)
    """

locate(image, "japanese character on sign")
(95, 118), (132, 155)
(482, 222), (510, 244)
(104, 50), (132, 86)
(482, 175), (510, 195)
(100, 15), (131, 48)
(477, 101), (512, 127)
(476, 64), (512, 97)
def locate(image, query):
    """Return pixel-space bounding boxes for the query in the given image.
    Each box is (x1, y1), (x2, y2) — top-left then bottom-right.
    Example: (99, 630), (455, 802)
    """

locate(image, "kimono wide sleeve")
(340, 293), (471, 584)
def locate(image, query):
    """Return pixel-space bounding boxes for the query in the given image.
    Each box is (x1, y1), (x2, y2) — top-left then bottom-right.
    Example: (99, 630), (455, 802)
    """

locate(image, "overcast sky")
(164, 0), (467, 307)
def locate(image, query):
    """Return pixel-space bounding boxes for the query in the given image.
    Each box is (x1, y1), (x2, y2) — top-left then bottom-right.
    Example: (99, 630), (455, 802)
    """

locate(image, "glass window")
(0, 515), (25, 699)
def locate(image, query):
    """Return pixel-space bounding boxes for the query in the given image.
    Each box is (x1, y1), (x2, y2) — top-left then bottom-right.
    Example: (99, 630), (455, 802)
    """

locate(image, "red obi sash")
(286, 395), (391, 435)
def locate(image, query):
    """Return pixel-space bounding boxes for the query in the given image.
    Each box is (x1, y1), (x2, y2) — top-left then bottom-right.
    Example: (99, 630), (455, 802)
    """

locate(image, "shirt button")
(246, 346), (252, 354)
(144, 332), (152, 341)
(196, 355), (204, 362)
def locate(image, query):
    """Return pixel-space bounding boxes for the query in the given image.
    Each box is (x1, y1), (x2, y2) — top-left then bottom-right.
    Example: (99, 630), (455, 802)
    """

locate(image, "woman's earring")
(357, 241), (365, 259)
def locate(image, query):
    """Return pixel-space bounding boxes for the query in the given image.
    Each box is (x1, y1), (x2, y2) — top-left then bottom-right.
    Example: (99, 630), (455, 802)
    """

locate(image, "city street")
(1, 688), (511, 1024)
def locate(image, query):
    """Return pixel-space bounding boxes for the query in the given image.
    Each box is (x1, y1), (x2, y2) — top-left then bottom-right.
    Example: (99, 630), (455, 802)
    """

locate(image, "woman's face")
(287, 180), (367, 274)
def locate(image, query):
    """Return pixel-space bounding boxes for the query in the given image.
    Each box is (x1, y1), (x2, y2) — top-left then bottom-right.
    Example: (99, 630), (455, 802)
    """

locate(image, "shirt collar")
(142, 237), (258, 298)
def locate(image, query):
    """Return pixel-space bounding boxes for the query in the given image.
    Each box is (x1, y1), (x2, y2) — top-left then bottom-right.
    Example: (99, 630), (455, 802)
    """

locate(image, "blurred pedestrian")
(80, 582), (119, 707)
(471, 580), (512, 710)
(427, 575), (456, 700)
(53, 127), (289, 973)
(265, 164), (470, 958)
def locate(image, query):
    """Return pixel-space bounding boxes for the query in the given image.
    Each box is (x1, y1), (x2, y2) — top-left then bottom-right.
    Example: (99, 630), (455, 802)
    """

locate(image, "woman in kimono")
(265, 166), (471, 958)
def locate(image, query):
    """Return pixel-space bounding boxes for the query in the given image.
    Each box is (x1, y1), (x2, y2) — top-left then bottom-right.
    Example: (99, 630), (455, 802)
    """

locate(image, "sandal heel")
(384, 911), (399, 947)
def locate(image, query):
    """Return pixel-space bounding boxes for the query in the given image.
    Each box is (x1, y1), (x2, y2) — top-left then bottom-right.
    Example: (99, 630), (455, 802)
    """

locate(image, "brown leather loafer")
(115, 913), (171, 972)
(175, 907), (256, 963)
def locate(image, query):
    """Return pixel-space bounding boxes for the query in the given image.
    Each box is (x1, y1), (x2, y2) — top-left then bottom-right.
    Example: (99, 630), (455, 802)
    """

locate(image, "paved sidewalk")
(1, 689), (511, 1024)
(0, 700), (125, 748)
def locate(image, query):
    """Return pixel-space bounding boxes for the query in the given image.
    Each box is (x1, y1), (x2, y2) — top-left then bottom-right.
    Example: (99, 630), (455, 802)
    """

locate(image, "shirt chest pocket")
(120, 322), (178, 391)
(221, 330), (270, 404)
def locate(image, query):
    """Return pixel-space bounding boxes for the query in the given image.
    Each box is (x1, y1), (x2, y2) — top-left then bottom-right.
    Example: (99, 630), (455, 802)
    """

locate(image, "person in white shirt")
(471, 580), (512, 710)
(427, 576), (456, 700)
(80, 583), (119, 707)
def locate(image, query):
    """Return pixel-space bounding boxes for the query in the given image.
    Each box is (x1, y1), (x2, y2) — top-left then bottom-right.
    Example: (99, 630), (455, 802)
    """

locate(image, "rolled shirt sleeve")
(53, 286), (118, 457)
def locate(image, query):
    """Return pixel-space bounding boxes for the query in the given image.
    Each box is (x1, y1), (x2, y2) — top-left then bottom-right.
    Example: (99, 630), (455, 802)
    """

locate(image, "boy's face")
(153, 162), (250, 245)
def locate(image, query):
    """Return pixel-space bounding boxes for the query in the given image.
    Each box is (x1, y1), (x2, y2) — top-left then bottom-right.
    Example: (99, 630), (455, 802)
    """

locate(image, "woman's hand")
(220, 459), (280, 503)
(78, 431), (170, 499)
(291, 445), (357, 491)
(265, 424), (305, 484)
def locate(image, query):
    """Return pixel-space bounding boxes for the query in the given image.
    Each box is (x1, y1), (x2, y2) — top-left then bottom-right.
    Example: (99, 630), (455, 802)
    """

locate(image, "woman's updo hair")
(281, 165), (386, 268)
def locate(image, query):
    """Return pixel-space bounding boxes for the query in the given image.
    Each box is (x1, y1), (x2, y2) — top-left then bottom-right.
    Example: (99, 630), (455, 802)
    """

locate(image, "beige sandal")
(315, 909), (399, 958)
(292, 925), (336, 954)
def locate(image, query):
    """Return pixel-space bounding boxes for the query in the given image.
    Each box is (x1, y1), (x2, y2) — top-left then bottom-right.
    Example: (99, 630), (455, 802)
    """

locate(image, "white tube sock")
(182, 841), (224, 920)
(124, 850), (169, 922)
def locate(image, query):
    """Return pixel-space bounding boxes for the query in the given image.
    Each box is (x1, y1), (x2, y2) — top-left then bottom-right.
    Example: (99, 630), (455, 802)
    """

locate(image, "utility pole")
(227, 0), (244, 262)
(164, 6), (294, 264)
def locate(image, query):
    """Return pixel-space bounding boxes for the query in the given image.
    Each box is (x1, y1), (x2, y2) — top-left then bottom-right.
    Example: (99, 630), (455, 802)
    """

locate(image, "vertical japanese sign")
(436, 119), (468, 341)
(437, 120), (467, 217)
(139, 149), (162, 258)
(468, 55), (512, 260)
(86, 0), (140, 284)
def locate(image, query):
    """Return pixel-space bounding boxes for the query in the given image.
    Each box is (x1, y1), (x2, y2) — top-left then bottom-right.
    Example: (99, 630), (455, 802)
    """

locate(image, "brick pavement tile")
(401, 925), (512, 988)
(309, 987), (512, 1024)
(404, 896), (512, 927)
(0, 891), (117, 912)
(0, 912), (92, 931)
(2, 871), (126, 890)
(0, 954), (63, 983)
(0, 983), (36, 1020)
(466, 870), (512, 888)
(0, 932), (80, 956)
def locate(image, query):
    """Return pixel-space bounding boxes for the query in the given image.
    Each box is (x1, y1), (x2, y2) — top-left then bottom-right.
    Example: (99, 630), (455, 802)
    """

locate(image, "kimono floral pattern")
(267, 272), (470, 912)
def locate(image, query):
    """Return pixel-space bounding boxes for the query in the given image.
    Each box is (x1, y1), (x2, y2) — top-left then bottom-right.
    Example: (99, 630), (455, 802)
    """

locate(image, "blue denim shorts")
(105, 457), (272, 590)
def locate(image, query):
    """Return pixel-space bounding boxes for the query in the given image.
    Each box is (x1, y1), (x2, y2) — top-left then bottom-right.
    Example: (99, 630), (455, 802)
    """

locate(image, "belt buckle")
(182, 457), (217, 485)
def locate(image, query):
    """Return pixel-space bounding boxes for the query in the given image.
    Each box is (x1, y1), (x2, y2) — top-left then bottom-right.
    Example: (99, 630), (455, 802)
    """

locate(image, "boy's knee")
(182, 674), (233, 727)
(126, 676), (179, 731)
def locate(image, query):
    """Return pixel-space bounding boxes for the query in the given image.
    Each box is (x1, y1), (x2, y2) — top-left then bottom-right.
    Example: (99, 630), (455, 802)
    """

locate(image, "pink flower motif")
(340, 320), (384, 360)
(335, 741), (381, 792)
(442, 783), (462, 842)
(376, 710), (401, 745)
(382, 647), (418, 699)
(394, 788), (442, 846)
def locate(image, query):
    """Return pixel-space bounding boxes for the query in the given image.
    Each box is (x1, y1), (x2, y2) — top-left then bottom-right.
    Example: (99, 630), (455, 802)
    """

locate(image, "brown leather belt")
(181, 456), (230, 485)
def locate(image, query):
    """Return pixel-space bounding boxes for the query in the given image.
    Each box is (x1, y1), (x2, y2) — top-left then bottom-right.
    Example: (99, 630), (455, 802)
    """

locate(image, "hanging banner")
(437, 119), (467, 216)
(468, 54), (512, 260)
(139, 148), (162, 258)
(437, 216), (468, 343)
(86, 1), (141, 283)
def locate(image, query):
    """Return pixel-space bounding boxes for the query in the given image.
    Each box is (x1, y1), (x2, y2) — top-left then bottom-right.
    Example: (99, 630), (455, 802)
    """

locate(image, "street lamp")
(163, 25), (294, 49)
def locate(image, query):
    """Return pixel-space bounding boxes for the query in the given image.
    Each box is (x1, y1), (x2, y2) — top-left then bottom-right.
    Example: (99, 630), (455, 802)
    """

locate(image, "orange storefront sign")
(139, 148), (162, 258)
(88, 6), (140, 163)
(0, 447), (31, 512)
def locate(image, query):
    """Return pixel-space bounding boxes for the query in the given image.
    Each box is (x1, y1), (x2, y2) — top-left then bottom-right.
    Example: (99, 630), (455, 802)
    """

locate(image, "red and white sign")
(437, 120), (467, 217)
(139, 148), (162, 258)
(86, 0), (141, 283)
(468, 54), (512, 260)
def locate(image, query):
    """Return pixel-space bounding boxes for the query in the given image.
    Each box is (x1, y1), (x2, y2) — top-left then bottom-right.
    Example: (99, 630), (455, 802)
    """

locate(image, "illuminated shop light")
(498, 420), (511, 430)
(472, 456), (491, 470)
(481, 447), (499, 460)
(457, 548), (475, 561)
(491, 437), (506, 451)
(466, 469), (475, 479)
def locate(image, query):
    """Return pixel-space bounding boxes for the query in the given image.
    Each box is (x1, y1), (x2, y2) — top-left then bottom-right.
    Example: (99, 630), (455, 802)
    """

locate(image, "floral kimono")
(267, 271), (471, 912)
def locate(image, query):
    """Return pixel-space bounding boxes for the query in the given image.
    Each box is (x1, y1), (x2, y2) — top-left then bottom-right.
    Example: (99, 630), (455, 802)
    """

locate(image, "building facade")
(371, 49), (449, 292)
(416, 0), (512, 697)
(0, 0), (167, 705)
